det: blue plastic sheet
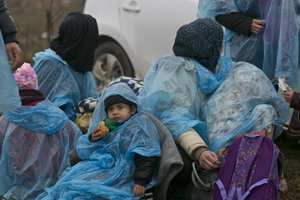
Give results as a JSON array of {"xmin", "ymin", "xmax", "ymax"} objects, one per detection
[
  {"xmin": 36, "ymin": 83, "xmax": 161, "ymax": 199},
  {"xmin": 33, "ymin": 49, "xmax": 98, "ymax": 120},
  {"xmin": 0, "ymin": 31, "xmax": 21, "ymax": 111},
  {"xmin": 139, "ymin": 55, "xmax": 289, "ymax": 152},
  {"xmin": 0, "ymin": 100, "xmax": 81, "ymax": 199},
  {"xmin": 198, "ymin": 0, "xmax": 299, "ymax": 88}
]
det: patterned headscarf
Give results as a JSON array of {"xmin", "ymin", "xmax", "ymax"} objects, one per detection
[
  {"xmin": 173, "ymin": 18, "xmax": 223, "ymax": 73},
  {"xmin": 14, "ymin": 62, "xmax": 38, "ymax": 90},
  {"xmin": 50, "ymin": 12, "xmax": 98, "ymax": 73}
]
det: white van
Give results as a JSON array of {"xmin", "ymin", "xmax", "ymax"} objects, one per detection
[{"xmin": 84, "ymin": 0, "xmax": 199, "ymax": 90}]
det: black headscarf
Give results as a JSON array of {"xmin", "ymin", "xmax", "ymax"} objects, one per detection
[
  {"xmin": 50, "ymin": 12, "xmax": 98, "ymax": 73},
  {"xmin": 173, "ymin": 18, "xmax": 223, "ymax": 73}
]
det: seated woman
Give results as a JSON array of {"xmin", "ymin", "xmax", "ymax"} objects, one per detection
[
  {"xmin": 138, "ymin": 18, "xmax": 289, "ymax": 198},
  {"xmin": 33, "ymin": 12, "xmax": 98, "ymax": 121},
  {"xmin": 36, "ymin": 82, "xmax": 161, "ymax": 200},
  {"xmin": 0, "ymin": 63, "xmax": 82, "ymax": 200}
]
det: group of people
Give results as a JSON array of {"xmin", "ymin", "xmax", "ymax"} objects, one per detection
[
  {"xmin": 0, "ymin": 0, "xmax": 299, "ymax": 200},
  {"xmin": 0, "ymin": 4, "xmax": 100, "ymax": 200}
]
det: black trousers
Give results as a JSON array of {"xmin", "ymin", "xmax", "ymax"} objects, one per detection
[{"xmin": 167, "ymin": 145, "xmax": 193, "ymax": 199}]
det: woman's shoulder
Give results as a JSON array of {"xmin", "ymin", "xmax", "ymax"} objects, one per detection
[
  {"xmin": 34, "ymin": 49, "xmax": 68, "ymax": 67},
  {"xmin": 233, "ymin": 61, "xmax": 258, "ymax": 69},
  {"xmin": 151, "ymin": 54, "xmax": 195, "ymax": 73},
  {"xmin": 157, "ymin": 54, "xmax": 191, "ymax": 64}
]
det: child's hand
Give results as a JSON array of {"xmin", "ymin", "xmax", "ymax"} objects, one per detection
[
  {"xmin": 90, "ymin": 121, "xmax": 109, "ymax": 141},
  {"xmin": 90, "ymin": 128, "xmax": 102, "ymax": 141},
  {"xmin": 283, "ymin": 89, "xmax": 294, "ymax": 104},
  {"xmin": 133, "ymin": 184, "xmax": 145, "ymax": 197}
]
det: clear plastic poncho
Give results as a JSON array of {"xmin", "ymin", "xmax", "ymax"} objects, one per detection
[
  {"xmin": 36, "ymin": 82, "xmax": 161, "ymax": 200},
  {"xmin": 204, "ymin": 62, "xmax": 289, "ymax": 152},
  {"xmin": 0, "ymin": 100, "xmax": 81, "ymax": 200},
  {"xmin": 198, "ymin": 0, "xmax": 299, "ymax": 88},
  {"xmin": 33, "ymin": 49, "xmax": 98, "ymax": 121},
  {"xmin": 139, "ymin": 55, "xmax": 289, "ymax": 152},
  {"xmin": 0, "ymin": 31, "xmax": 21, "ymax": 112}
]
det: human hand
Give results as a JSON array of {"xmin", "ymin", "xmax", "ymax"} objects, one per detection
[
  {"xmin": 283, "ymin": 89, "xmax": 295, "ymax": 104},
  {"xmin": 90, "ymin": 121, "xmax": 109, "ymax": 141},
  {"xmin": 199, "ymin": 150, "xmax": 222, "ymax": 170},
  {"xmin": 251, "ymin": 19, "xmax": 265, "ymax": 34},
  {"xmin": 133, "ymin": 184, "xmax": 145, "ymax": 197},
  {"xmin": 90, "ymin": 128, "xmax": 102, "ymax": 141},
  {"xmin": 5, "ymin": 42, "xmax": 22, "ymax": 71}
]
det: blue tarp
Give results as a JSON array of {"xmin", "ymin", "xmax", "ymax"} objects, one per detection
[
  {"xmin": 37, "ymin": 83, "xmax": 161, "ymax": 200},
  {"xmin": 139, "ymin": 55, "xmax": 289, "ymax": 152},
  {"xmin": 33, "ymin": 49, "xmax": 98, "ymax": 121},
  {"xmin": 0, "ymin": 100, "xmax": 81, "ymax": 199},
  {"xmin": 198, "ymin": 0, "xmax": 299, "ymax": 88},
  {"xmin": 0, "ymin": 30, "xmax": 21, "ymax": 111}
]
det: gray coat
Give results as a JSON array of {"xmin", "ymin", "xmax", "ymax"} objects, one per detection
[{"xmin": 0, "ymin": 0, "xmax": 17, "ymax": 43}]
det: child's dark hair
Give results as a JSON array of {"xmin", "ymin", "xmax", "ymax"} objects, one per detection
[{"xmin": 104, "ymin": 95, "xmax": 137, "ymax": 113}]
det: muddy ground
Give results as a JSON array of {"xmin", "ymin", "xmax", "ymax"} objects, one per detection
[{"xmin": 275, "ymin": 133, "xmax": 300, "ymax": 200}]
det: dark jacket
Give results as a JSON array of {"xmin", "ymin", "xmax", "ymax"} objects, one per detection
[
  {"xmin": 134, "ymin": 154, "xmax": 159, "ymax": 186},
  {"xmin": 287, "ymin": 92, "xmax": 300, "ymax": 139},
  {"xmin": 0, "ymin": 0, "xmax": 18, "ymax": 44},
  {"xmin": 216, "ymin": 12, "xmax": 253, "ymax": 36},
  {"xmin": 290, "ymin": 92, "xmax": 300, "ymax": 111}
]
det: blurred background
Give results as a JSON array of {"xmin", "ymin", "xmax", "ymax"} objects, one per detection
[{"xmin": 7, "ymin": 0, "xmax": 85, "ymax": 65}]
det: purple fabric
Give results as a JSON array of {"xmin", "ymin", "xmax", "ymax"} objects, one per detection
[
  {"xmin": 214, "ymin": 134, "xmax": 282, "ymax": 200},
  {"xmin": 213, "ymin": 135, "xmax": 241, "ymax": 199}
]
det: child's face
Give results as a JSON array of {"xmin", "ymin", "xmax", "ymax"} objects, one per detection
[{"xmin": 107, "ymin": 103, "xmax": 136, "ymax": 122}]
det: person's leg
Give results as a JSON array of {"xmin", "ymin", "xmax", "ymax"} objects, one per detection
[{"xmin": 167, "ymin": 145, "xmax": 193, "ymax": 200}]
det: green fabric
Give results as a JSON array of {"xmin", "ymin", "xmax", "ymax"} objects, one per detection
[{"xmin": 104, "ymin": 118, "xmax": 123, "ymax": 131}]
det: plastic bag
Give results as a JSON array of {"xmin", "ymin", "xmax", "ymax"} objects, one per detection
[{"xmin": 0, "ymin": 31, "xmax": 21, "ymax": 111}]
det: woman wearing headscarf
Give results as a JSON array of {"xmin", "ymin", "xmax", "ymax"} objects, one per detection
[
  {"xmin": 33, "ymin": 12, "xmax": 98, "ymax": 121},
  {"xmin": 198, "ymin": 0, "xmax": 299, "ymax": 89},
  {"xmin": 0, "ymin": 63, "xmax": 81, "ymax": 200},
  {"xmin": 138, "ymin": 18, "xmax": 288, "ymax": 198}
]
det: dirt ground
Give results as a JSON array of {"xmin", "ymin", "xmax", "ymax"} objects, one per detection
[{"xmin": 275, "ymin": 133, "xmax": 300, "ymax": 200}]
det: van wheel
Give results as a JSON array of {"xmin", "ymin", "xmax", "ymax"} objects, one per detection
[{"xmin": 92, "ymin": 41, "xmax": 134, "ymax": 91}]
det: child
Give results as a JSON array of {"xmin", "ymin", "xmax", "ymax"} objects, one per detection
[
  {"xmin": 90, "ymin": 93, "xmax": 156, "ymax": 197},
  {"xmin": 89, "ymin": 95, "xmax": 137, "ymax": 141},
  {"xmin": 13, "ymin": 62, "xmax": 43, "ymax": 106},
  {"xmin": 73, "ymin": 76, "xmax": 143, "ymax": 135},
  {"xmin": 0, "ymin": 63, "xmax": 81, "ymax": 200},
  {"xmin": 36, "ymin": 82, "xmax": 161, "ymax": 200}
]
